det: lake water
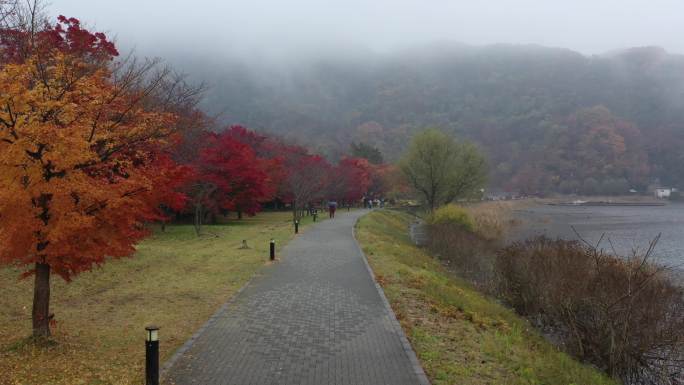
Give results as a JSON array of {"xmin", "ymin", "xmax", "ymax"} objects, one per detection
[{"xmin": 510, "ymin": 203, "xmax": 684, "ymax": 281}]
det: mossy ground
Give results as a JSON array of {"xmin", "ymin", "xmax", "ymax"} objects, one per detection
[{"xmin": 356, "ymin": 209, "xmax": 617, "ymax": 385}]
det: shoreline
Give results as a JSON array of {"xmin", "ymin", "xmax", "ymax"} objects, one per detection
[
  {"xmin": 548, "ymin": 201, "xmax": 667, "ymax": 207},
  {"xmin": 508, "ymin": 202, "xmax": 684, "ymax": 285}
]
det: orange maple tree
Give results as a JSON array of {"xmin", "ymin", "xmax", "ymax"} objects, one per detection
[{"xmin": 0, "ymin": 17, "xmax": 189, "ymax": 337}]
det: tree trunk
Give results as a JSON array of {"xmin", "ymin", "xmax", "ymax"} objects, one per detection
[
  {"xmin": 237, "ymin": 211, "xmax": 243, "ymax": 220},
  {"xmin": 194, "ymin": 204, "xmax": 202, "ymax": 236},
  {"xmin": 428, "ymin": 191, "xmax": 436, "ymax": 212},
  {"xmin": 32, "ymin": 262, "xmax": 51, "ymax": 338}
]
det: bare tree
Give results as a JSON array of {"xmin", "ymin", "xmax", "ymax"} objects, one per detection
[{"xmin": 286, "ymin": 158, "xmax": 330, "ymax": 221}]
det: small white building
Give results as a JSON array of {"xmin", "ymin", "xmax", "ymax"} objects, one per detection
[{"xmin": 655, "ymin": 187, "xmax": 676, "ymax": 199}]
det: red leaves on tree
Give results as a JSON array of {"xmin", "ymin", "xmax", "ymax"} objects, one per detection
[
  {"xmin": 145, "ymin": 152, "xmax": 194, "ymax": 214},
  {"xmin": 0, "ymin": 18, "xmax": 190, "ymax": 282},
  {"xmin": 368, "ymin": 163, "xmax": 402, "ymax": 198},
  {"xmin": 0, "ymin": 15, "xmax": 118, "ymax": 65},
  {"xmin": 274, "ymin": 144, "xmax": 332, "ymax": 211},
  {"xmin": 194, "ymin": 129, "xmax": 276, "ymax": 216},
  {"xmin": 335, "ymin": 157, "xmax": 372, "ymax": 203},
  {"xmin": 48, "ymin": 16, "xmax": 119, "ymax": 59}
]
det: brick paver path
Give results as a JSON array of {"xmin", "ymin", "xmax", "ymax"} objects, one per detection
[{"xmin": 164, "ymin": 210, "xmax": 428, "ymax": 385}]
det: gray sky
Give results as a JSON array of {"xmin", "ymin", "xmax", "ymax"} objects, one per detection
[{"xmin": 55, "ymin": 0, "xmax": 684, "ymax": 57}]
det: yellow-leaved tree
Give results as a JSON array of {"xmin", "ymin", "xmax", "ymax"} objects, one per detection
[{"xmin": 0, "ymin": 12, "xmax": 197, "ymax": 338}]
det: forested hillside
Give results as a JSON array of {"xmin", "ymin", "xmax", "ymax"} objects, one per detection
[{"xmin": 180, "ymin": 43, "xmax": 684, "ymax": 194}]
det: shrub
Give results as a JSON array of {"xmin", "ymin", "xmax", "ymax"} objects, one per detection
[
  {"xmin": 601, "ymin": 177, "xmax": 630, "ymax": 196},
  {"xmin": 426, "ymin": 203, "xmax": 506, "ymax": 289},
  {"xmin": 495, "ymin": 237, "xmax": 684, "ymax": 384},
  {"xmin": 426, "ymin": 222, "xmax": 496, "ymax": 289},
  {"xmin": 427, "ymin": 204, "xmax": 475, "ymax": 231},
  {"xmin": 426, "ymin": 201, "xmax": 522, "ymax": 291},
  {"xmin": 559, "ymin": 179, "xmax": 580, "ymax": 194},
  {"xmin": 583, "ymin": 177, "xmax": 600, "ymax": 195}
]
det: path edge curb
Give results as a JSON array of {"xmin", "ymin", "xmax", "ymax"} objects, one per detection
[{"xmin": 352, "ymin": 211, "xmax": 432, "ymax": 385}]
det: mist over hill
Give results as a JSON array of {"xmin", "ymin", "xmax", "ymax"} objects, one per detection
[{"xmin": 164, "ymin": 43, "xmax": 684, "ymax": 194}]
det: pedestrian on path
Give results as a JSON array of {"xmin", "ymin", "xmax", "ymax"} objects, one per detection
[{"xmin": 328, "ymin": 200, "xmax": 337, "ymax": 218}]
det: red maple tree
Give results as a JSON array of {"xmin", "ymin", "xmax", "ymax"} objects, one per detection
[
  {"xmin": 335, "ymin": 157, "xmax": 372, "ymax": 204},
  {"xmin": 282, "ymin": 149, "xmax": 332, "ymax": 219},
  {"xmin": 0, "ymin": 15, "xmax": 194, "ymax": 337},
  {"xmin": 188, "ymin": 128, "xmax": 277, "ymax": 232}
]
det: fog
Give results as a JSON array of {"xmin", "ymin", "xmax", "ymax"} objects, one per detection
[{"xmin": 56, "ymin": 0, "xmax": 684, "ymax": 60}]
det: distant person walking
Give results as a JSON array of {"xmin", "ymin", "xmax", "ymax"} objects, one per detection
[{"xmin": 328, "ymin": 200, "xmax": 338, "ymax": 218}]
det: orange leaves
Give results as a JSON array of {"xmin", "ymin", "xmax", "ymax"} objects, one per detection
[{"xmin": 0, "ymin": 49, "xmax": 184, "ymax": 281}]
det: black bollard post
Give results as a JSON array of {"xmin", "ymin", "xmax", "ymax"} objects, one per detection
[
  {"xmin": 294, "ymin": 220, "xmax": 299, "ymax": 234},
  {"xmin": 145, "ymin": 326, "xmax": 159, "ymax": 385},
  {"xmin": 313, "ymin": 212, "xmax": 317, "ymax": 222},
  {"xmin": 270, "ymin": 239, "xmax": 275, "ymax": 260}
]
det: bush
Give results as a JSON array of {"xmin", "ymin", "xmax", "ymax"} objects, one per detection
[
  {"xmin": 583, "ymin": 177, "xmax": 600, "ymax": 195},
  {"xmin": 426, "ymin": 203, "xmax": 508, "ymax": 289},
  {"xmin": 426, "ymin": 222, "xmax": 496, "ymax": 288},
  {"xmin": 495, "ymin": 237, "xmax": 684, "ymax": 384},
  {"xmin": 427, "ymin": 204, "xmax": 475, "ymax": 231},
  {"xmin": 601, "ymin": 177, "xmax": 630, "ymax": 196},
  {"xmin": 559, "ymin": 179, "xmax": 580, "ymax": 194}
]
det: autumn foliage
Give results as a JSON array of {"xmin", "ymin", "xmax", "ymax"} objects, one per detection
[
  {"xmin": 334, "ymin": 157, "xmax": 371, "ymax": 203},
  {"xmin": 0, "ymin": 15, "xmax": 198, "ymax": 337},
  {"xmin": 189, "ymin": 128, "xmax": 276, "ymax": 221},
  {"xmin": 0, "ymin": 10, "xmax": 389, "ymax": 339},
  {"xmin": 0, "ymin": 15, "xmax": 118, "ymax": 64},
  {"xmin": 0, "ymin": 56, "xmax": 181, "ymax": 276},
  {"xmin": 285, "ymin": 151, "xmax": 332, "ymax": 217}
]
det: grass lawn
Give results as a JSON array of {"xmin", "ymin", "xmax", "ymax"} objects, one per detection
[
  {"xmin": 0, "ymin": 211, "xmax": 322, "ymax": 385},
  {"xmin": 355, "ymin": 210, "xmax": 617, "ymax": 385}
]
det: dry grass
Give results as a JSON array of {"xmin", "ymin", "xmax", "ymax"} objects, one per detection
[
  {"xmin": 0, "ymin": 211, "xmax": 323, "ymax": 385},
  {"xmin": 496, "ymin": 237, "xmax": 684, "ymax": 383},
  {"xmin": 356, "ymin": 209, "xmax": 616, "ymax": 385},
  {"xmin": 461, "ymin": 200, "xmax": 528, "ymax": 240}
]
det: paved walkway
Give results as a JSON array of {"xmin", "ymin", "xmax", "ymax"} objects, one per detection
[{"xmin": 164, "ymin": 210, "xmax": 428, "ymax": 385}]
